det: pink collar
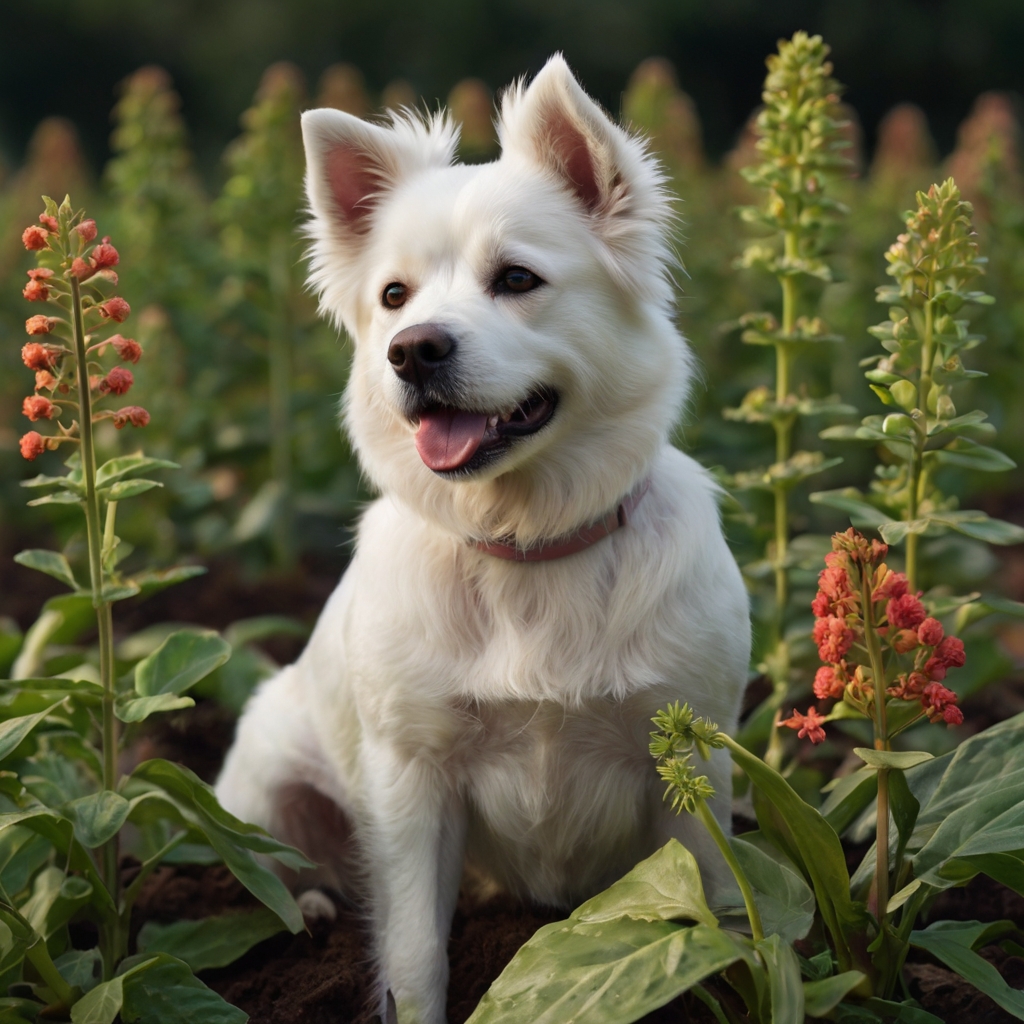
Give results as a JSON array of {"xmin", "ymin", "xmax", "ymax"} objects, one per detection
[{"xmin": 474, "ymin": 478, "xmax": 651, "ymax": 563}]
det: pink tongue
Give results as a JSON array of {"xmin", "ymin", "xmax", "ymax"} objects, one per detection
[{"xmin": 415, "ymin": 409, "xmax": 489, "ymax": 471}]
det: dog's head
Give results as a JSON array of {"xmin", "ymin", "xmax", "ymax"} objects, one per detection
[{"xmin": 303, "ymin": 55, "xmax": 692, "ymax": 545}]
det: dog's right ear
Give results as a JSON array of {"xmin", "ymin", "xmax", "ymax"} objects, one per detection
[{"xmin": 302, "ymin": 109, "xmax": 457, "ymax": 250}]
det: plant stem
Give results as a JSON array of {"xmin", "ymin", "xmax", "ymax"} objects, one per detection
[
  {"xmin": 26, "ymin": 941, "xmax": 75, "ymax": 1007},
  {"xmin": 70, "ymin": 277, "xmax": 121, "ymax": 975},
  {"xmin": 695, "ymin": 800, "xmax": 764, "ymax": 942},
  {"xmin": 268, "ymin": 234, "xmax": 293, "ymax": 569},
  {"xmin": 905, "ymin": 299, "xmax": 935, "ymax": 592},
  {"xmin": 860, "ymin": 565, "xmax": 891, "ymax": 922}
]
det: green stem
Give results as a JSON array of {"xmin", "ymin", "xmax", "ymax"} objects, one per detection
[
  {"xmin": 70, "ymin": 277, "xmax": 121, "ymax": 975},
  {"xmin": 26, "ymin": 941, "xmax": 75, "ymax": 1007},
  {"xmin": 905, "ymin": 299, "xmax": 935, "ymax": 591},
  {"xmin": 268, "ymin": 235, "xmax": 293, "ymax": 569},
  {"xmin": 860, "ymin": 566, "xmax": 891, "ymax": 923},
  {"xmin": 695, "ymin": 800, "xmax": 764, "ymax": 942}
]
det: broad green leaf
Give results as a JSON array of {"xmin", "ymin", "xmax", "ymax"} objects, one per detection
[
  {"xmin": 860, "ymin": 996, "xmax": 945, "ymax": 1022},
  {"xmin": 70, "ymin": 956, "xmax": 159, "ymax": 1024},
  {"xmin": 116, "ymin": 694, "xmax": 196, "ymax": 723},
  {"xmin": 136, "ymin": 907, "xmax": 287, "ymax": 972},
  {"xmin": 0, "ymin": 703, "xmax": 64, "ymax": 762},
  {"xmin": 911, "ymin": 920, "xmax": 1024, "ymax": 1020},
  {"xmin": 888, "ymin": 769, "xmax": 920, "ymax": 871},
  {"xmin": 571, "ymin": 840, "xmax": 716, "ymax": 927},
  {"xmin": 465, "ymin": 920, "xmax": 752, "ymax": 1024},
  {"xmin": 724, "ymin": 738, "xmax": 869, "ymax": 973},
  {"xmin": 130, "ymin": 566, "xmax": 207, "ymax": 598},
  {"xmin": 821, "ymin": 768, "xmax": 877, "ymax": 836},
  {"xmin": 729, "ymin": 836, "xmax": 814, "ymax": 943},
  {"xmin": 27, "ymin": 490, "xmax": 83, "ymax": 507},
  {"xmin": 118, "ymin": 952, "xmax": 249, "ymax": 1024},
  {"xmin": 55, "ymin": 948, "xmax": 103, "ymax": 993},
  {"xmin": 135, "ymin": 631, "xmax": 231, "ymax": 697},
  {"xmin": 755, "ymin": 933, "xmax": 803, "ymax": 1024},
  {"xmin": 94, "ymin": 455, "xmax": 178, "ymax": 489},
  {"xmin": 928, "ymin": 440, "xmax": 1015, "ymax": 473},
  {"xmin": 100, "ymin": 582, "xmax": 141, "ymax": 603},
  {"xmin": 809, "ymin": 489, "xmax": 895, "ymax": 527},
  {"xmin": 129, "ymin": 760, "xmax": 311, "ymax": 932},
  {"xmin": 853, "ymin": 749, "xmax": 933, "ymax": 771},
  {"xmin": 98, "ymin": 479, "xmax": 161, "ymax": 501},
  {"xmin": 222, "ymin": 616, "xmax": 309, "ymax": 649},
  {"xmin": 13, "ymin": 550, "xmax": 77, "ymax": 590},
  {"xmin": 63, "ymin": 791, "xmax": 130, "ymax": 848},
  {"xmin": 878, "ymin": 518, "xmax": 931, "ymax": 544},
  {"xmin": 939, "ymin": 514, "xmax": 1024, "ymax": 545},
  {"xmin": 804, "ymin": 972, "xmax": 867, "ymax": 1017},
  {"xmin": 20, "ymin": 473, "xmax": 83, "ymax": 493},
  {"xmin": 887, "ymin": 878, "xmax": 924, "ymax": 914}
]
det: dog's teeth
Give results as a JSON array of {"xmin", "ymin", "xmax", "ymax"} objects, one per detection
[{"xmin": 488, "ymin": 415, "xmax": 498, "ymax": 428}]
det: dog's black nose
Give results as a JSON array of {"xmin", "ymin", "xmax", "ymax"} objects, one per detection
[{"xmin": 387, "ymin": 324, "xmax": 455, "ymax": 388}]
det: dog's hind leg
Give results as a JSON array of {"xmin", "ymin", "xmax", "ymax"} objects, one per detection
[{"xmin": 215, "ymin": 666, "xmax": 356, "ymax": 897}]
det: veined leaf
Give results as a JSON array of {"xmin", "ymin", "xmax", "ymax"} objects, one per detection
[
  {"xmin": 63, "ymin": 791, "xmax": 131, "ymax": 848},
  {"xmin": 70, "ymin": 956, "xmax": 159, "ymax": 1024},
  {"xmin": 118, "ymin": 952, "xmax": 248, "ymax": 1023},
  {"xmin": 21, "ymin": 473, "xmax": 83, "ymax": 493},
  {"xmin": 853, "ymin": 749, "xmax": 933, "ymax": 771},
  {"xmin": 136, "ymin": 908, "xmax": 287, "ymax": 972},
  {"xmin": 135, "ymin": 631, "xmax": 231, "ymax": 697},
  {"xmin": 729, "ymin": 835, "xmax": 815, "ymax": 943},
  {"xmin": 13, "ymin": 550, "xmax": 77, "ymax": 590},
  {"xmin": 809, "ymin": 489, "xmax": 895, "ymax": 527},
  {"xmin": 755, "ymin": 934, "xmax": 804, "ymax": 1024},
  {"xmin": 804, "ymin": 972, "xmax": 866, "ymax": 1017},
  {"xmin": 99, "ymin": 479, "xmax": 162, "ymax": 501},
  {"xmin": 95, "ymin": 455, "xmax": 178, "ymax": 489},
  {"xmin": 116, "ymin": 694, "xmax": 196, "ymax": 723},
  {"xmin": 27, "ymin": 490, "xmax": 82, "ymax": 507},
  {"xmin": 0, "ymin": 702, "xmax": 65, "ymax": 761},
  {"xmin": 130, "ymin": 566, "xmax": 207, "ymax": 598}
]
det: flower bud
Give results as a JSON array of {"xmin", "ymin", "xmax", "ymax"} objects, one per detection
[
  {"xmin": 91, "ymin": 242, "xmax": 119, "ymax": 269},
  {"xmin": 22, "ymin": 279, "xmax": 49, "ymax": 301},
  {"xmin": 34, "ymin": 370, "xmax": 56, "ymax": 391},
  {"xmin": 917, "ymin": 617, "xmax": 944, "ymax": 647},
  {"xmin": 98, "ymin": 366, "xmax": 133, "ymax": 396},
  {"xmin": 98, "ymin": 297, "xmax": 130, "ymax": 322},
  {"xmin": 39, "ymin": 214, "xmax": 59, "ymax": 233},
  {"xmin": 21, "ymin": 342, "xmax": 57, "ymax": 368},
  {"xmin": 892, "ymin": 629, "xmax": 919, "ymax": 654},
  {"xmin": 19, "ymin": 431, "xmax": 46, "ymax": 460},
  {"xmin": 27, "ymin": 268, "xmax": 54, "ymax": 281},
  {"xmin": 110, "ymin": 335, "xmax": 142, "ymax": 363},
  {"xmin": 112, "ymin": 405, "xmax": 150, "ymax": 428},
  {"xmin": 22, "ymin": 395, "xmax": 55, "ymax": 421},
  {"xmin": 25, "ymin": 315, "xmax": 58, "ymax": 336},
  {"xmin": 76, "ymin": 219, "xmax": 98, "ymax": 242},
  {"xmin": 22, "ymin": 226, "xmax": 49, "ymax": 250},
  {"xmin": 71, "ymin": 257, "xmax": 96, "ymax": 281},
  {"xmin": 889, "ymin": 379, "xmax": 917, "ymax": 411},
  {"xmin": 934, "ymin": 635, "xmax": 966, "ymax": 668}
]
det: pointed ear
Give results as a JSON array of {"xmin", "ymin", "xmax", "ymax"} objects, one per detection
[
  {"xmin": 497, "ymin": 55, "xmax": 674, "ymax": 299},
  {"xmin": 302, "ymin": 108, "xmax": 457, "ymax": 245}
]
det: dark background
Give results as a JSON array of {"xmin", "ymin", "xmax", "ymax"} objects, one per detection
[{"xmin": 1, "ymin": 0, "xmax": 1022, "ymax": 176}]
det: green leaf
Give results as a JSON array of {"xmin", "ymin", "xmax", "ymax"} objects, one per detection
[
  {"xmin": 99, "ymin": 479, "xmax": 162, "ymax": 501},
  {"xmin": 26, "ymin": 490, "xmax": 83, "ymax": 507},
  {"xmin": 13, "ymin": 551, "xmax": 77, "ymax": 591},
  {"xmin": 21, "ymin": 473, "xmax": 83, "ymax": 494},
  {"xmin": 729, "ymin": 836, "xmax": 815, "ymax": 943},
  {"xmin": 55, "ymin": 948, "xmax": 102, "ymax": 993},
  {"xmin": 118, "ymin": 953, "xmax": 248, "ymax": 1024},
  {"xmin": 821, "ymin": 768, "xmax": 878, "ymax": 836},
  {"xmin": 70, "ymin": 957, "xmax": 159, "ymax": 1024},
  {"xmin": 809, "ymin": 489, "xmax": 895, "ymax": 528},
  {"xmin": 116, "ymin": 694, "xmax": 196, "ymax": 723},
  {"xmin": 135, "ymin": 631, "xmax": 231, "ymax": 697},
  {"xmin": 222, "ymin": 616, "xmax": 309, "ymax": 649},
  {"xmin": 853, "ymin": 749, "xmax": 933, "ymax": 771},
  {"xmin": 911, "ymin": 920, "xmax": 1024, "ymax": 1020},
  {"xmin": 94, "ymin": 455, "xmax": 178, "ymax": 489},
  {"xmin": 100, "ymin": 582, "xmax": 141, "ymax": 603},
  {"xmin": 878, "ymin": 518, "xmax": 931, "ymax": 545},
  {"xmin": 0, "ymin": 703, "xmax": 64, "ymax": 762},
  {"xmin": 933, "ymin": 512, "xmax": 1024, "ymax": 545},
  {"xmin": 130, "ymin": 567, "xmax": 207, "ymax": 598},
  {"xmin": 860, "ymin": 996, "xmax": 945, "ymax": 1022},
  {"xmin": 804, "ymin": 972, "xmax": 867, "ymax": 1017},
  {"xmin": 129, "ymin": 760, "xmax": 311, "ymax": 933},
  {"xmin": 63, "ymin": 791, "xmax": 130, "ymax": 848},
  {"xmin": 929, "ymin": 440, "xmax": 1015, "ymax": 473},
  {"xmin": 136, "ymin": 907, "xmax": 286, "ymax": 972},
  {"xmin": 723, "ymin": 737, "xmax": 869, "ymax": 974},
  {"xmin": 755, "ymin": 933, "xmax": 804, "ymax": 1024},
  {"xmin": 571, "ymin": 840, "xmax": 717, "ymax": 927},
  {"xmin": 464, "ymin": 920, "xmax": 752, "ymax": 1024}
]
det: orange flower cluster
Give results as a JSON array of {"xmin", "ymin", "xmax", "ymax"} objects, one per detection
[
  {"xmin": 782, "ymin": 528, "xmax": 964, "ymax": 745},
  {"xmin": 17, "ymin": 206, "xmax": 149, "ymax": 460}
]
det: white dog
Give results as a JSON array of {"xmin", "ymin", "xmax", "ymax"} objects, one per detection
[{"xmin": 216, "ymin": 55, "xmax": 750, "ymax": 1024}]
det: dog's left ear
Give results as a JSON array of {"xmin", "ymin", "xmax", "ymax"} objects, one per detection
[{"xmin": 498, "ymin": 55, "xmax": 673, "ymax": 297}]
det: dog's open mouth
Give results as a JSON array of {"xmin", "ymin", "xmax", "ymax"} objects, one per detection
[{"xmin": 413, "ymin": 388, "xmax": 558, "ymax": 474}]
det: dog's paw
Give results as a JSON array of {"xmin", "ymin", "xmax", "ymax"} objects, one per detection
[{"xmin": 297, "ymin": 888, "xmax": 337, "ymax": 923}]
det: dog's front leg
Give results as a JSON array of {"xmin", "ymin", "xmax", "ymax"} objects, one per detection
[{"xmin": 363, "ymin": 737, "xmax": 465, "ymax": 1024}]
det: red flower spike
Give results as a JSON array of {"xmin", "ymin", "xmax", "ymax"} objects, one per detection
[
  {"xmin": 22, "ymin": 279, "xmax": 49, "ymax": 302},
  {"xmin": 780, "ymin": 706, "xmax": 828, "ymax": 744},
  {"xmin": 887, "ymin": 593, "xmax": 927, "ymax": 630},
  {"xmin": 873, "ymin": 570, "xmax": 909, "ymax": 602},
  {"xmin": 112, "ymin": 405, "xmax": 150, "ymax": 429},
  {"xmin": 813, "ymin": 615, "xmax": 855, "ymax": 663},
  {"xmin": 70, "ymin": 257, "xmax": 95, "ymax": 281},
  {"xmin": 110, "ymin": 335, "xmax": 142, "ymax": 363},
  {"xmin": 22, "ymin": 226, "xmax": 49, "ymax": 250},
  {"xmin": 943, "ymin": 705, "xmax": 964, "ymax": 726},
  {"xmin": 923, "ymin": 658, "xmax": 947, "ymax": 682},
  {"xmin": 813, "ymin": 666, "xmax": 844, "ymax": 700},
  {"xmin": 25, "ymin": 315, "xmax": 57, "ymax": 336},
  {"xmin": 98, "ymin": 297, "xmax": 130, "ymax": 322},
  {"xmin": 19, "ymin": 431, "xmax": 46, "ymax": 460},
  {"xmin": 934, "ymin": 636, "xmax": 966, "ymax": 669},
  {"xmin": 39, "ymin": 214, "xmax": 59, "ymax": 233},
  {"xmin": 98, "ymin": 366, "xmax": 133, "ymax": 396},
  {"xmin": 76, "ymin": 219, "xmax": 97, "ymax": 242},
  {"xmin": 917, "ymin": 618, "xmax": 944, "ymax": 647},
  {"xmin": 21, "ymin": 342, "xmax": 57, "ymax": 369},
  {"xmin": 91, "ymin": 242, "xmax": 119, "ymax": 269},
  {"xmin": 22, "ymin": 395, "xmax": 55, "ymax": 422}
]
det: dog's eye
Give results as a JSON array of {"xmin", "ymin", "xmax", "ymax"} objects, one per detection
[
  {"xmin": 382, "ymin": 282, "xmax": 408, "ymax": 309},
  {"xmin": 494, "ymin": 266, "xmax": 542, "ymax": 295}
]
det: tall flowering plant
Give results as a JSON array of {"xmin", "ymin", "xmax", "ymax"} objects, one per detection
[{"xmin": 4, "ymin": 199, "xmax": 310, "ymax": 1021}]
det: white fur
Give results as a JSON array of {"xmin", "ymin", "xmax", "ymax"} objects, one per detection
[{"xmin": 216, "ymin": 55, "xmax": 750, "ymax": 1024}]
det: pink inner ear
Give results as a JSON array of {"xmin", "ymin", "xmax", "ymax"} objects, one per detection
[
  {"xmin": 326, "ymin": 142, "xmax": 382, "ymax": 230},
  {"xmin": 545, "ymin": 107, "xmax": 602, "ymax": 211}
]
